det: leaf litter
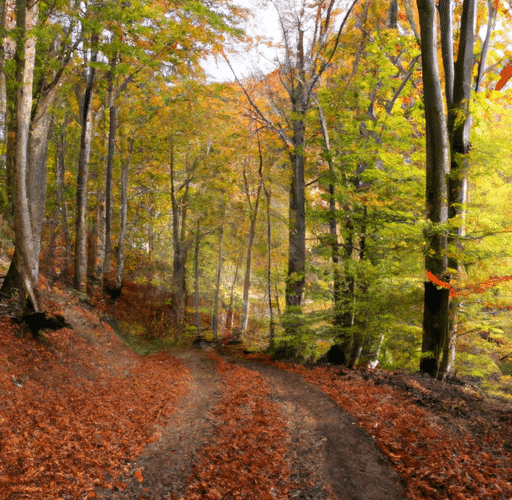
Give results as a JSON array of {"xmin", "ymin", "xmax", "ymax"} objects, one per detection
[{"xmin": 2, "ymin": 285, "xmax": 512, "ymax": 499}]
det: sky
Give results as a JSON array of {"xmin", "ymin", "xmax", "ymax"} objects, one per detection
[{"xmin": 202, "ymin": 0, "xmax": 282, "ymax": 82}]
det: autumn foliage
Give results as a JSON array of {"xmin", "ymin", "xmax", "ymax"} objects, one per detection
[
  {"xmin": 268, "ymin": 358, "xmax": 512, "ymax": 500},
  {"xmin": 2, "ymin": 284, "xmax": 512, "ymax": 499},
  {"xmin": 0, "ymin": 296, "xmax": 190, "ymax": 500},
  {"xmin": 183, "ymin": 356, "xmax": 298, "ymax": 500}
]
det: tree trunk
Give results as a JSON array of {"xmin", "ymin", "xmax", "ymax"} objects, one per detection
[
  {"xmin": 169, "ymin": 139, "xmax": 191, "ymax": 338},
  {"xmin": 193, "ymin": 221, "xmax": 201, "ymax": 338},
  {"xmin": 224, "ymin": 250, "xmax": 242, "ymax": 339},
  {"xmin": 417, "ymin": 0, "xmax": 451, "ymax": 376},
  {"xmin": 240, "ymin": 159, "xmax": 263, "ymax": 339},
  {"xmin": 212, "ymin": 219, "xmax": 224, "ymax": 341},
  {"xmin": 13, "ymin": 0, "xmax": 41, "ymax": 312},
  {"xmin": 264, "ymin": 182, "xmax": 275, "ymax": 348},
  {"xmin": 115, "ymin": 138, "xmax": 133, "ymax": 292},
  {"xmin": 474, "ymin": 0, "xmax": 496, "ymax": 92},
  {"xmin": 55, "ymin": 123, "xmax": 72, "ymax": 278},
  {"xmin": 441, "ymin": 0, "xmax": 476, "ymax": 377},
  {"xmin": 0, "ymin": 0, "xmax": 7, "ymax": 156},
  {"xmin": 27, "ymin": 86, "xmax": 55, "ymax": 276},
  {"xmin": 74, "ymin": 34, "xmax": 98, "ymax": 293},
  {"xmin": 104, "ymin": 103, "xmax": 117, "ymax": 279},
  {"xmin": 317, "ymin": 101, "xmax": 344, "ymax": 328},
  {"xmin": 286, "ymin": 112, "xmax": 307, "ymax": 308}
]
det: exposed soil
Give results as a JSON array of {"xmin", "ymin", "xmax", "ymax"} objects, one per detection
[
  {"xmin": 96, "ymin": 349, "xmax": 222, "ymax": 500},
  {"xmin": 4, "ymin": 283, "xmax": 512, "ymax": 499},
  {"xmin": 95, "ymin": 349, "xmax": 405, "ymax": 500},
  {"xmin": 235, "ymin": 359, "xmax": 406, "ymax": 500}
]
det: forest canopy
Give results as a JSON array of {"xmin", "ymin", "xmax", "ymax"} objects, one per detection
[{"xmin": 1, "ymin": 0, "xmax": 512, "ymax": 392}]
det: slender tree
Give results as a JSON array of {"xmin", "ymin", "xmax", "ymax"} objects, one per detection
[
  {"xmin": 231, "ymin": 0, "xmax": 357, "ymax": 312},
  {"xmin": 240, "ymin": 153, "xmax": 263, "ymax": 339},
  {"xmin": 12, "ymin": 0, "xmax": 42, "ymax": 312}
]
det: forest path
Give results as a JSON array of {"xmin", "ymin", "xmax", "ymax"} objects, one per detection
[
  {"xmin": 97, "ymin": 350, "xmax": 405, "ymax": 500},
  {"xmin": 96, "ymin": 349, "xmax": 222, "ymax": 500},
  {"xmin": 234, "ymin": 358, "xmax": 406, "ymax": 500}
]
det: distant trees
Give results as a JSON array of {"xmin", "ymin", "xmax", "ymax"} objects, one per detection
[
  {"xmin": 0, "ymin": 0, "xmax": 245, "ymax": 312},
  {"xmin": 2, "ymin": 0, "xmax": 512, "ymax": 376},
  {"xmin": 234, "ymin": 0, "xmax": 356, "ymax": 315}
]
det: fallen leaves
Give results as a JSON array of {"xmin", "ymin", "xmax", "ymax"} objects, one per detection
[
  {"xmin": 0, "ymin": 313, "xmax": 190, "ymax": 500},
  {"xmin": 182, "ymin": 357, "xmax": 298, "ymax": 500},
  {"xmin": 291, "ymin": 364, "xmax": 512, "ymax": 500}
]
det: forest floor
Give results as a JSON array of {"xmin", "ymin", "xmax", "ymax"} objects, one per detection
[{"xmin": 1, "ymin": 282, "xmax": 512, "ymax": 500}]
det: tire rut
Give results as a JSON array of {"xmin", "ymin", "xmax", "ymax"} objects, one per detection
[
  {"xmin": 97, "ymin": 349, "xmax": 221, "ymax": 500},
  {"xmin": 234, "ymin": 359, "xmax": 407, "ymax": 500}
]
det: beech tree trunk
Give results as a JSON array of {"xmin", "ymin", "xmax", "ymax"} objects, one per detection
[
  {"xmin": 224, "ymin": 250, "xmax": 242, "ymax": 338},
  {"xmin": 264, "ymin": 182, "xmax": 275, "ymax": 347},
  {"xmin": 74, "ymin": 34, "xmax": 98, "ymax": 293},
  {"xmin": 240, "ymin": 158, "xmax": 263, "ymax": 339},
  {"xmin": 212, "ymin": 218, "xmax": 224, "ymax": 341},
  {"xmin": 441, "ymin": 0, "xmax": 476, "ymax": 377},
  {"xmin": 115, "ymin": 137, "xmax": 133, "ymax": 291},
  {"xmin": 193, "ymin": 222, "xmax": 201, "ymax": 337},
  {"xmin": 12, "ymin": 0, "xmax": 41, "ymax": 311},
  {"xmin": 286, "ymin": 112, "xmax": 307, "ymax": 307},
  {"xmin": 103, "ymin": 86, "xmax": 118, "ymax": 280},
  {"xmin": 417, "ymin": 0, "xmax": 451, "ymax": 376},
  {"xmin": 169, "ymin": 139, "xmax": 192, "ymax": 338},
  {"xmin": 55, "ymin": 119, "xmax": 72, "ymax": 277}
]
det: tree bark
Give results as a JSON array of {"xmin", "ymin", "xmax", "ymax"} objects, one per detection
[
  {"xmin": 169, "ymin": 139, "xmax": 192, "ymax": 338},
  {"xmin": 103, "ymin": 76, "xmax": 118, "ymax": 279},
  {"xmin": 441, "ymin": 0, "xmax": 476, "ymax": 378},
  {"xmin": 13, "ymin": 0, "xmax": 41, "ymax": 312},
  {"xmin": 193, "ymin": 221, "xmax": 201, "ymax": 338},
  {"xmin": 417, "ymin": 0, "xmax": 451, "ymax": 376},
  {"xmin": 474, "ymin": 0, "xmax": 496, "ymax": 92},
  {"xmin": 74, "ymin": 34, "xmax": 98, "ymax": 293},
  {"xmin": 286, "ymin": 112, "xmax": 306, "ymax": 307},
  {"xmin": 55, "ymin": 119, "xmax": 72, "ymax": 277},
  {"xmin": 115, "ymin": 138, "xmax": 133, "ymax": 291},
  {"xmin": 264, "ymin": 181, "xmax": 275, "ymax": 348},
  {"xmin": 212, "ymin": 217, "xmax": 224, "ymax": 341},
  {"xmin": 317, "ymin": 101, "xmax": 344, "ymax": 328},
  {"xmin": 240, "ymin": 157, "xmax": 263, "ymax": 339}
]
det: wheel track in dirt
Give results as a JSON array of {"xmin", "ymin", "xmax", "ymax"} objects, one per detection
[
  {"xmin": 97, "ymin": 349, "xmax": 222, "ymax": 500},
  {"xmin": 233, "ymin": 358, "xmax": 406, "ymax": 500},
  {"xmin": 97, "ymin": 350, "xmax": 405, "ymax": 500}
]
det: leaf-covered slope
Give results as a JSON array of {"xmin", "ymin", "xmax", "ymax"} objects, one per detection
[
  {"xmin": 0, "ymin": 287, "xmax": 190, "ymax": 500},
  {"xmin": 267, "ymin": 356, "xmax": 512, "ymax": 500}
]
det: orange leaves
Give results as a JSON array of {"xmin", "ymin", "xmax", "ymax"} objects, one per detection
[
  {"xmin": 184, "ymin": 357, "xmax": 297, "ymax": 499},
  {"xmin": 496, "ymin": 62, "xmax": 512, "ymax": 91},
  {"xmin": 0, "ymin": 311, "xmax": 190, "ymax": 500},
  {"xmin": 294, "ymin": 365, "xmax": 512, "ymax": 500},
  {"xmin": 134, "ymin": 469, "xmax": 144, "ymax": 483}
]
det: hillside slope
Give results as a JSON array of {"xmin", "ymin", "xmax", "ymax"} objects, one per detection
[
  {"xmin": 2, "ymin": 282, "xmax": 512, "ymax": 499},
  {"xmin": 0, "ymin": 285, "xmax": 190, "ymax": 500}
]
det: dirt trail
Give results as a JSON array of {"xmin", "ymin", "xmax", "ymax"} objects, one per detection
[
  {"xmin": 234, "ymin": 358, "xmax": 406, "ymax": 500},
  {"xmin": 97, "ymin": 349, "xmax": 222, "ymax": 499},
  {"xmin": 98, "ymin": 350, "xmax": 405, "ymax": 499}
]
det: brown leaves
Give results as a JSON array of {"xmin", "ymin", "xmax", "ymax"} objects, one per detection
[
  {"xmin": 183, "ymin": 357, "xmax": 297, "ymax": 500},
  {"xmin": 296, "ymin": 365, "xmax": 512, "ymax": 500},
  {"xmin": 0, "ymin": 315, "xmax": 190, "ymax": 500}
]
